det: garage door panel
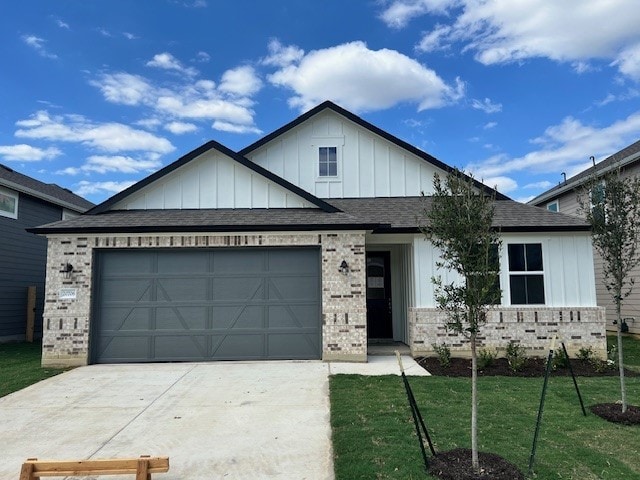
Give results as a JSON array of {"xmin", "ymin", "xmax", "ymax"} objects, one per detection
[
  {"xmin": 268, "ymin": 334, "xmax": 318, "ymax": 358},
  {"xmin": 268, "ymin": 305, "xmax": 318, "ymax": 329},
  {"xmin": 157, "ymin": 278, "xmax": 208, "ymax": 301},
  {"xmin": 99, "ymin": 307, "xmax": 150, "ymax": 331},
  {"xmin": 93, "ymin": 248, "xmax": 320, "ymax": 363},
  {"xmin": 212, "ymin": 305, "xmax": 263, "ymax": 329},
  {"xmin": 269, "ymin": 277, "xmax": 319, "ymax": 301},
  {"xmin": 157, "ymin": 251, "xmax": 209, "ymax": 274},
  {"xmin": 155, "ymin": 335, "xmax": 206, "ymax": 359},
  {"xmin": 102, "ymin": 252, "xmax": 153, "ymax": 276},
  {"xmin": 213, "ymin": 334, "xmax": 264, "ymax": 359},
  {"xmin": 155, "ymin": 307, "xmax": 207, "ymax": 330},
  {"xmin": 101, "ymin": 279, "xmax": 152, "ymax": 302},
  {"xmin": 212, "ymin": 277, "xmax": 264, "ymax": 301}
]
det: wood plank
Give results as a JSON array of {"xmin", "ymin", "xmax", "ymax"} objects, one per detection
[
  {"xmin": 21, "ymin": 457, "xmax": 169, "ymax": 477},
  {"xmin": 26, "ymin": 286, "xmax": 36, "ymax": 342}
]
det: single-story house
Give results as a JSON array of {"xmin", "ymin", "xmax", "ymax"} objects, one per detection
[
  {"xmin": 529, "ymin": 139, "xmax": 640, "ymax": 335},
  {"xmin": 30, "ymin": 101, "xmax": 606, "ymax": 367},
  {"xmin": 0, "ymin": 164, "xmax": 93, "ymax": 342}
]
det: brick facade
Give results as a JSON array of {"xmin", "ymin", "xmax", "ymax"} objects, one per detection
[
  {"xmin": 41, "ymin": 232, "xmax": 367, "ymax": 367},
  {"xmin": 409, "ymin": 306, "xmax": 607, "ymax": 359}
]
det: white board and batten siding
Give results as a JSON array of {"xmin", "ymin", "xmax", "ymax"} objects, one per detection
[
  {"xmin": 245, "ymin": 110, "xmax": 444, "ymax": 199},
  {"xmin": 412, "ymin": 232, "xmax": 597, "ymax": 308},
  {"xmin": 112, "ymin": 150, "xmax": 317, "ymax": 210}
]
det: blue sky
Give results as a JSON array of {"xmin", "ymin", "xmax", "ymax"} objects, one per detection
[{"xmin": 1, "ymin": 0, "xmax": 639, "ymax": 204}]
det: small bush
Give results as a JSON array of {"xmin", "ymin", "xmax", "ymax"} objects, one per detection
[
  {"xmin": 607, "ymin": 344, "xmax": 618, "ymax": 365},
  {"xmin": 550, "ymin": 348, "xmax": 569, "ymax": 370},
  {"xmin": 478, "ymin": 348, "xmax": 497, "ymax": 369},
  {"xmin": 432, "ymin": 343, "xmax": 451, "ymax": 368},
  {"xmin": 506, "ymin": 341, "xmax": 527, "ymax": 372},
  {"xmin": 577, "ymin": 346, "xmax": 595, "ymax": 362}
]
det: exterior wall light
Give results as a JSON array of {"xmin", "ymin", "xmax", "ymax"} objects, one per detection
[
  {"xmin": 61, "ymin": 263, "xmax": 74, "ymax": 279},
  {"xmin": 339, "ymin": 260, "xmax": 349, "ymax": 275}
]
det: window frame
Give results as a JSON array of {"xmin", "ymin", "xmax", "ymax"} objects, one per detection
[
  {"xmin": 312, "ymin": 136, "xmax": 344, "ymax": 181},
  {"xmin": 318, "ymin": 146, "xmax": 338, "ymax": 178},
  {"xmin": 546, "ymin": 200, "xmax": 559, "ymax": 212},
  {"xmin": 506, "ymin": 243, "xmax": 546, "ymax": 305},
  {"xmin": 0, "ymin": 186, "xmax": 19, "ymax": 219}
]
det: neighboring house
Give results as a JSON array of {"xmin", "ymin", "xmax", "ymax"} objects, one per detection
[
  {"xmin": 529, "ymin": 139, "xmax": 640, "ymax": 335},
  {"xmin": 0, "ymin": 165, "xmax": 93, "ymax": 342},
  {"xmin": 30, "ymin": 101, "xmax": 606, "ymax": 367}
]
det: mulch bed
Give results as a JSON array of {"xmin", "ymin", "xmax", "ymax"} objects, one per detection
[
  {"xmin": 590, "ymin": 403, "xmax": 640, "ymax": 425},
  {"xmin": 428, "ymin": 448, "xmax": 524, "ymax": 480},
  {"xmin": 417, "ymin": 356, "xmax": 640, "ymax": 378}
]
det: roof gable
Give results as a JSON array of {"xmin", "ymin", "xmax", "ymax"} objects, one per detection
[
  {"xmin": 239, "ymin": 101, "xmax": 508, "ymax": 200},
  {"xmin": 89, "ymin": 140, "xmax": 339, "ymax": 214},
  {"xmin": 0, "ymin": 164, "xmax": 93, "ymax": 212}
]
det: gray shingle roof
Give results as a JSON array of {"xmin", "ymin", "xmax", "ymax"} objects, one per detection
[
  {"xmin": 29, "ymin": 197, "xmax": 589, "ymax": 234},
  {"xmin": 0, "ymin": 164, "xmax": 94, "ymax": 212},
  {"xmin": 529, "ymin": 139, "xmax": 640, "ymax": 206}
]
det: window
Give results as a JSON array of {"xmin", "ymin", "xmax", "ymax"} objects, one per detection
[
  {"xmin": 508, "ymin": 243, "xmax": 545, "ymax": 304},
  {"xmin": 546, "ymin": 200, "xmax": 558, "ymax": 212},
  {"xmin": 590, "ymin": 182, "xmax": 606, "ymax": 224},
  {"xmin": 0, "ymin": 187, "xmax": 18, "ymax": 219},
  {"xmin": 318, "ymin": 146, "xmax": 337, "ymax": 177}
]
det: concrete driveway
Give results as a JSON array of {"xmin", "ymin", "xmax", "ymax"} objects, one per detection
[{"xmin": 0, "ymin": 356, "xmax": 427, "ymax": 479}]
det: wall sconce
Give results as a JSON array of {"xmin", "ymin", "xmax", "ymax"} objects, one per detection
[
  {"xmin": 61, "ymin": 263, "xmax": 74, "ymax": 279},
  {"xmin": 338, "ymin": 260, "xmax": 349, "ymax": 275}
]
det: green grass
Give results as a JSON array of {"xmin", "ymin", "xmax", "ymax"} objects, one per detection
[
  {"xmin": 0, "ymin": 342, "xmax": 67, "ymax": 397},
  {"xmin": 608, "ymin": 333, "xmax": 640, "ymax": 371},
  {"xmin": 330, "ymin": 374, "xmax": 640, "ymax": 479}
]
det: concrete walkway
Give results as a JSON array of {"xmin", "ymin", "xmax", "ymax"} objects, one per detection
[{"xmin": 0, "ymin": 356, "xmax": 426, "ymax": 479}]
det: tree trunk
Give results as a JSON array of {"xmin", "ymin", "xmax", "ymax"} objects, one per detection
[
  {"xmin": 471, "ymin": 333, "xmax": 479, "ymax": 473},
  {"xmin": 617, "ymin": 299, "xmax": 627, "ymax": 413}
]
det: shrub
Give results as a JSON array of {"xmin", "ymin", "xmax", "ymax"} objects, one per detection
[
  {"xmin": 577, "ymin": 346, "xmax": 595, "ymax": 362},
  {"xmin": 478, "ymin": 348, "xmax": 497, "ymax": 369},
  {"xmin": 432, "ymin": 343, "xmax": 451, "ymax": 368},
  {"xmin": 550, "ymin": 348, "xmax": 569, "ymax": 370},
  {"xmin": 506, "ymin": 341, "xmax": 527, "ymax": 372}
]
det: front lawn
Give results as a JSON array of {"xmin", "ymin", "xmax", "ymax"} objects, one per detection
[
  {"xmin": 0, "ymin": 342, "xmax": 67, "ymax": 398},
  {"xmin": 330, "ymin": 374, "xmax": 640, "ymax": 479},
  {"xmin": 609, "ymin": 333, "xmax": 640, "ymax": 371}
]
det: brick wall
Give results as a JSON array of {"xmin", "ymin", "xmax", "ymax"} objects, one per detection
[
  {"xmin": 41, "ymin": 232, "xmax": 367, "ymax": 367},
  {"xmin": 409, "ymin": 307, "xmax": 607, "ymax": 359}
]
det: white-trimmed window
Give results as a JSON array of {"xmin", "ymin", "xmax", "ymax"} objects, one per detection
[
  {"xmin": 508, "ymin": 243, "xmax": 545, "ymax": 304},
  {"xmin": 546, "ymin": 200, "xmax": 559, "ymax": 212},
  {"xmin": 0, "ymin": 187, "xmax": 18, "ymax": 219},
  {"xmin": 318, "ymin": 146, "xmax": 338, "ymax": 177}
]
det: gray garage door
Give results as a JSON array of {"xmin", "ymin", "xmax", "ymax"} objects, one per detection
[{"xmin": 92, "ymin": 248, "xmax": 321, "ymax": 363}]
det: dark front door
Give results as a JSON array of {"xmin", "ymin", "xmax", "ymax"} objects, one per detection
[{"xmin": 366, "ymin": 251, "xmax": 392, "ymax": 339}]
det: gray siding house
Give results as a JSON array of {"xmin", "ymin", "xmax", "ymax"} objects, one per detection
[
  {"xmin": 529, "ymin": 139, "xmax": 640, "ymax": 335},
  {"xmin": 0, "ymin": 165, "xmax": 93, "ymax": 342},
  {"xmin": 30, "ymin": 102, "xmax": 606, "ymax": 367}
]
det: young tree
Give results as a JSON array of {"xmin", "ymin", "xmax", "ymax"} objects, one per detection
[
  {"xmin": 579, "ymin": 168, "xmax": 640, "ymax": 413},
  {"xmin": 422, "ymin": 169, "xmax": 502, "ymax": 473}
]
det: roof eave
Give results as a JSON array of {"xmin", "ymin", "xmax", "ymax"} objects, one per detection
[{"xmin": 0, "ymin": 179, "xmax": 91, "ymax": 212}]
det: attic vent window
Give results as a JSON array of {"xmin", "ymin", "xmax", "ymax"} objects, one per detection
[{"xmin": 318, "ymin": 146, "xmax": 337, "ymax": 177}]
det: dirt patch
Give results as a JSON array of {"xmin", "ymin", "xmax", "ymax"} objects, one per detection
[
  {"xmin": 590, "ymin": 403, "xmax": 640, "ymax": 425},
  {"xmin": 428, "ymin": 448, "xmax": 524, "ymax": 480},
  {"xmin": 417, "ymin": 357, "xmax": 639, "ymax": 378}
]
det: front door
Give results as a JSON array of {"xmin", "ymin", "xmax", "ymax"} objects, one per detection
[{"xmin": 366, "ymin": 252, "xmax": 392, "ymax": 339}]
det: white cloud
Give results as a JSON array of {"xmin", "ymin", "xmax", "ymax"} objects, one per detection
[
  {"xmin": 267, "ymin": 41, "xmax": 464, "ymax": 112},
  {"xmin": 483, "ymin": 176, "xmax": 518, "ymax": 193},
  {"xmin": 219, "ymin": 66, "xmax": 262, "ymax": 97},
  {"xmin": 22, "ymin": 35, "xmax": 57, "ymax": 59},
  {"xmin": 147, "ymin": 52, "xmax": 198, "ymax": 76},
  {"xmin": 379, "ymin": 0, "xmax": 456, "ymax": 29},
  {"xmin": 262, "ymin": 39, "xmax": 304, "ymax": 67},
  {"xmin": 123, "ymin": 32, "xmax": 138, "ymax": 40},
  {"xmin": 523, "ymin": 180, "xmax": 553, "ymax": 190},
  {"xmin": 388, "ymin": 0, "xmax": 640, "ymax": 81},
  {"xmin": 61, "ymin": 154, "xmax": 162, "ymax": 175},
  {"xmin": 0, "ymin": 144, "xmax": 62, "ymax": 161},
  {"xmin": 75, "ymin": 180, "xmax": 136, "ymax": 196},
  {"xmin": 136, "ymin": 117, "xmax": 162, "ymax": 129},
  {"xmin": 15, "ymin": 111, "xmax": 175, "ymax": 154},
  {"xmin": 471, "ymin": 98, "xmax": 502, "ymax": 114},
  {"xmin": 55, "ymin": 18, "xmax": 69, "ymax": 29},
  {"xmin": 212, "ymin": 121, "xmax": 262, "ymax": 134},
  {"xmin": 97, "ymin": 27, "xmax": 112, "ymax": 37},
  {"xmin": 483, "ymin": 121, "xmax": 497, "ymax": 129},
  {"xmin": 196, "ymin": 51, "xmax": 210, "ymax": 63},
  {"xmin": 164, "ymin": 121, "xmax": 197, "ymax": 134},
  {"xmin": 90, "ymin": 73, "xmax": 154, "ymax": 106},
  {"xmin": 466, "ymin": 111, "xmax": 640, "ymax": 178}
]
